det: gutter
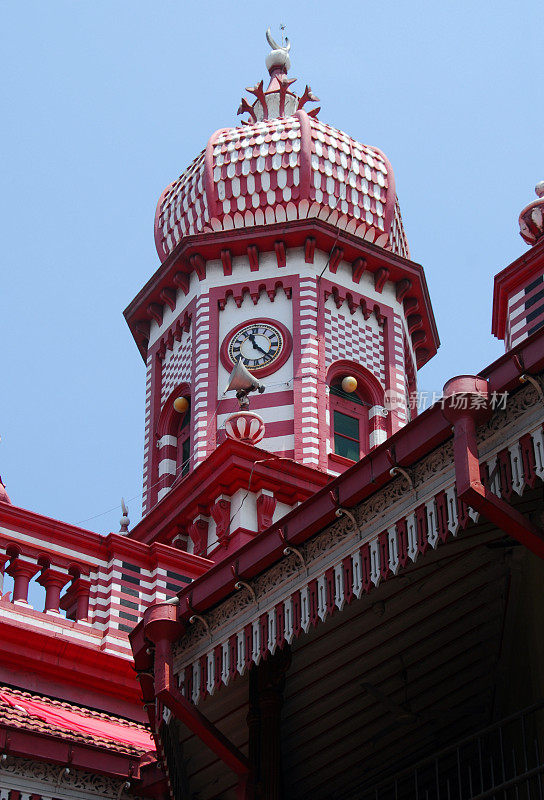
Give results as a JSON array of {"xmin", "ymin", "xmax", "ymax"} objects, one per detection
[
  {"xmin": 442, "ymin": 374, "xmax": 544, "ymax": 559},
  {"xmin": 139, "ymin": 602, "xmax": 250, "ymax": 792}
]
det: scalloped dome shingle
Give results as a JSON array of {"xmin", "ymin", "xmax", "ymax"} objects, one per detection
[{"xmin": 154, "ymin": 42, "xmax": 410, "ymax": 263}]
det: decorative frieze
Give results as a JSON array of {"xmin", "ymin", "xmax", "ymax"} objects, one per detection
[{"xmin": 0, "ymin": 756, "xmax": 137, "ymax": 800}]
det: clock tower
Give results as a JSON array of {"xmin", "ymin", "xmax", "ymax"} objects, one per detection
[{"xmin": 124, "ymin": 32, "xmax": 439, "ymax": 560}]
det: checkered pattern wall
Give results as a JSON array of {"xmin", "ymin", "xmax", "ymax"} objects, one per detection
[
  {"xmin": 324, "ymin": 308, "xmax": 385, "ymax": 385},
  {"xmin": 161, "ymin": 329, "xmax": 192, "ymax": 405}
]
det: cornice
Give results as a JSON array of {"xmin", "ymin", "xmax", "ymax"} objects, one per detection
[
  {"xmin": 129, "ymin": 438, "xmax": 330, "ymax": 545},
  {"xmin": 123, "ymin": 217, "xmax": 439, "ymax": 364}
]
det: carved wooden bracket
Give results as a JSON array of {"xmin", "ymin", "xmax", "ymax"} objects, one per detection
[
  {"xmin": 256, "ymin": 491, "xmax": 277, "ymax": 533},
  {"xmin": 147, "ymin": 303, "xmax": 163, "ymax": 325},
  {"xmin": 248, "ymin": 245, "xmax": 259, "ymax": 272},
  {"xmin": 210, "ymin": 497, "xmax": 231, "ymax": 547},
  {"xmin": 221, "ymin": 249, "xmax": 233, "ymax": 276},
  {"xmin": 160, "ymin": 287, "xmax": 176, "ymax": 311},
  {"xmin": 187, "ymin": 515, "xmax": 209, "ymax": 556},
  {"xmin": 352, "ymin": 257, "xmax": 366, "ymax": 284},
  {"xmin": 374, "ymin": 267, "xmax": 390, "ymax": 294},
  {"xmin": 304, "ymin": 237, "xmax": 316, "ymax": 264},
  {"xmin": 274, "ymin": 241, "xmax": 286, "ymax": 268}
]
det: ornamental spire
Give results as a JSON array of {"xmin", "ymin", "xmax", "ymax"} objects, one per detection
[
  {"xmin": 265, "ymin": 26, "xmax": 291, "ymax": 76},
  {"xmin": 519, "ymin": 181, "xmax": 544, "ymax": 246},
  {"xmin": 237, "ymin": 28, "xmax": 320, "ymax": 123}
]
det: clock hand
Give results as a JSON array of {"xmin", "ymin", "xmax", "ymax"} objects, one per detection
[{"xmin": 248, "ymin": 334, "xmax": 269, "ymax": 356}]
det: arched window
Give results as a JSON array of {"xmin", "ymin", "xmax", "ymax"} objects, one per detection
[
  {"xmin": 176, "ymin": 397, "xmax": 191, "ymax": 479},
  {"xmin": 327, "ymin": 361, "xmax": 389, "ymax": 469},
  {"xmin": 329, "ymin": 380, "xmax": 369, "ymax": 461},
  {"xmin": 155, "ymin": 384, "xmax": 192, "ymax": 502}
]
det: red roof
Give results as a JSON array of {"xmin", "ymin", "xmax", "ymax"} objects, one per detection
[{"xmin": 0, "ymin": 686, "xmax": 154, "ymax": 756}]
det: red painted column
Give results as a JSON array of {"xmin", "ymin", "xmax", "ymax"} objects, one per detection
[
  {"xmin": 74, "ymin": 578, "xmax": 91, "ymax": 621},
  {"xmin": 0, "ymin": 554, "xmax": 9, "ymax": 594},
  {"xmin": 59, "ymin": 577, "xmax": 91, "ymax": 621},
  {"xmin": 37, "ymin": 568, "xmax": 71, "ymax": 613},
  {"xmin": 6, "ymin": 558, "xmax": 39, "ymax": 604}
]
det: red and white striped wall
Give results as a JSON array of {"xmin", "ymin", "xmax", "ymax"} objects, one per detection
[
  {"xmin": 506, "ymin": 270, "xmax": 544, "ymax": 349},
  {"xmin": 140, "ymin": 244, "xmax": 427, "ymax": 512},
  {"xmin": 193, "ymin": 294, "xmax": 211, "ymax": 466},
  {"xmin": 297, "ymin": 276, "xmax": 322, "ymax": 468}
]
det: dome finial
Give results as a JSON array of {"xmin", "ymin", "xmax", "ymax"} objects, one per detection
[
  {"xmin": 265, "ymin": 26, "xmax": 291, "ymax": 75},
  {"xmin": 119, "ymin": 497, "xmax": 130, "ymax": 533},
  {"xmin": 519, "ymin": 180, "xmax": 544, "ymax": 245}
]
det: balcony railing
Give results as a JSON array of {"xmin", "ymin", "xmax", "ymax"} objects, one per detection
[
  {"xmin": 353, "ymin": 701, "xmax": 544, "ymax": 800},
  {"xmin": 0, "ymin": 503, "xmax": 211, "ymax": 654}
]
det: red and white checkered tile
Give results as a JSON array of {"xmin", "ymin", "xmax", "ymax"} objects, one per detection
[
  {"xmin": 161, "ymin": 330, "xmax": 193, "ymax": 405},
  {"xmin": 324, "ymin": 308, "xmax": 385, "ymax": 386}
]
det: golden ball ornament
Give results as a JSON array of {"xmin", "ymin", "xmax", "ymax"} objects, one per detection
[
  {"xmin": 173, "ymin": 396, "xmax": 189, "ymax": 414},
  {"xmin": 342, "ymin": 376, "xmax": 358, "ymax": 393}
]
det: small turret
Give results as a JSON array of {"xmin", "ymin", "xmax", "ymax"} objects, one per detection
[{"xmin": 492, "ymin": 181, "xmax": 544, "ymax": 350}]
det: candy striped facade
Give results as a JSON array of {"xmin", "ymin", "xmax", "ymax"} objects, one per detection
[
  {"xmin": 127, "ymin": 37, "xmax": 439, "ymax": 521},
  {"xmin": 2, "ymin": 29, "xmax": 544, "ymax": 800},
  {"xmin": 131, "ymin": 238, "xmax": 437, "ymax": 514},
  {"xmin": 0, "ymin": 506, "xmax": 210, "ymax": 658}
]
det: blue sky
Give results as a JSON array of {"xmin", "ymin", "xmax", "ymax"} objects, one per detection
[{"xmin": 1, "ymin": 0, "xmax": 542, "ymax": 534}]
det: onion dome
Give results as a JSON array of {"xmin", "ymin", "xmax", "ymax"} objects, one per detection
[
  {"xmin": 154, "ymin": 31, "xmax": 409, "ymax": 263},
  {"xmin": 519, "ymin": 182, "xmax": 544, "ymax": 245}
]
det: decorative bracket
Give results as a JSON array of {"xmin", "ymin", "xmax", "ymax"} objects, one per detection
[
  {"xmin": 520, "ymin": 374, "xmax": 544, "ymax": 404},
  {"xmin": 116, "ymin": 781, "xmax": 131, "ymax": 800},
  {"xmin": 329, "ymin": 487, "xmax": 359, "ymax": 534},
  {"xmin": 512, "ymin": 354, "xmax": 544, "ymax": 403},
  {"xmin": 231, "ymin": 562, "xmax": 257, "ymax": 603},
  {"xmin": 0, "ymin": 736, "xmax": 10, "ymax": 766},
  {"xmin": 279, "ymin": 528, "xmax": 306, "ymax": 569},
  {"xmin": 335, "ymin": 507, "xmax": 359, "ymax": 535},
  {"xmin": 389, "ymin": 465, "xmax": 415, "ymax": 490},
  {"xmin": 386, "ymin": 447, "xmax": 415, "ymax": 490},
  {"xmin": 188, "ymin": 613, "xmax": 211, "ymax": 636}
]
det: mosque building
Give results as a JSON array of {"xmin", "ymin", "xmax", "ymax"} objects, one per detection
[{"xmin": 1, "ymin": 30, "xmax": 544, "ymax": 800}]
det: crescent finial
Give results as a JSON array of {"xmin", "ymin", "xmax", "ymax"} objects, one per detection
[
  {"xmin": 266, "ymin": 26, "xmax": 290, "ymax": 53},
  {"xmin": 266, "ymin": 27, "xmax": 279, "ymax": 51}
]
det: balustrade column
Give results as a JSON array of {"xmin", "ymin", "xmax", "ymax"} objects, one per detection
[
  {"xmin": 74, "ymin": 579, "xmax": 91, "ymax": 621},
  {"xmin": 0, "ymin": 553, "xmax": 9, "ymax": 595},
  {"xmin": 37, "ymin": 568, "xmax": 71, "ymax": 614},
  {"xmin": 59, "ymin": 577, "xmax": 91, "ymax": 622},
  {"xmin": 6, "ymin": 558, "xmax": 39, "ymax": 604}
]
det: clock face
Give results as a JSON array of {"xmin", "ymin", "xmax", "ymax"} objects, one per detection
[{"xmin": 227, "ymin": 322, "xmax": 284, "ymax": 371}]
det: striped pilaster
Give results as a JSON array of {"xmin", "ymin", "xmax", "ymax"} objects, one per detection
[
  {"xmin": 157, "ymin": 434, "xmax": 177, "ymax": 500},
  {"xmin": 193, "ymin": 293, "xmax": 211, "ymax": 465},
  {"xmin": 298, "ymin": 277, "xmax": 321, "ymax": 467},
  {"xmin": 369, "ymin": 404, "xmax": 388, "ymax": 449},
  {"xmin": 141, "ymin": 353, "xmax": 153, "ymax": 515},
  {"xmin": 391, "ymin": 314, "xmax": 407, "ymax": 430}
]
